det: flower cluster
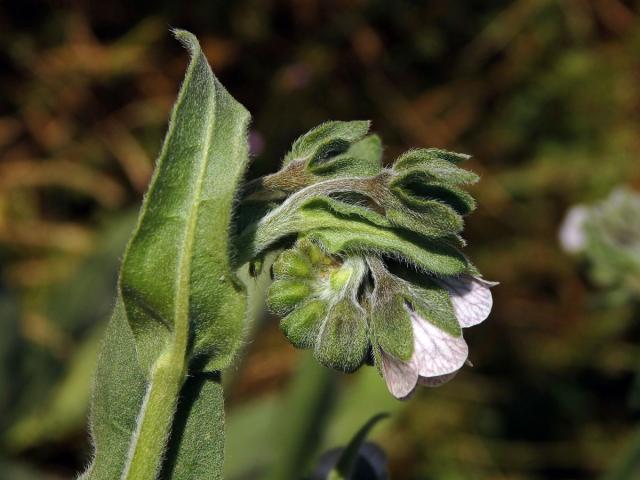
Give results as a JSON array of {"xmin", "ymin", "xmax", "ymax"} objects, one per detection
[
  {"xmin": 560, "ymin": 187, "xmax": 640, "ymax": 297},
  {"xmin": 238, "ymin": 121, "xmax": 496, "ymax": 398}
]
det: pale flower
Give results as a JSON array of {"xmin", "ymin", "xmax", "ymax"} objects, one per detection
[
  {"xmin": 381, "ymin": 275, "xmax": 497, "ymax": 399},
  {"xmin": 559, "ymin": 205, "xmax": 588, "ymax": 253}
]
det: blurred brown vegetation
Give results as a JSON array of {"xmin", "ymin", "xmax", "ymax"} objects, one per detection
[{"xmin": 1, "ymin": 1, "xmax": 640, "ymax": 479}]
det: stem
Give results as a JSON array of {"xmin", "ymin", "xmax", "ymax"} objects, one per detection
[{"xmin": 121, "ymin": 348, "xmax": 187, "ymax": 480}]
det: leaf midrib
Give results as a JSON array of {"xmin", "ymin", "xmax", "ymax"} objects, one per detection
[{"xmin": 172, "ymin": 62, "xmax": 218, "ymax": 361}]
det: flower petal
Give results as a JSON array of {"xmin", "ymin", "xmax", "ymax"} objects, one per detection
[
  {"xmin": 439, "ymin": 275, "xmax": 497, "ymax": 328},
  {"xmin": 559, "ymin": 205, "xmax": 588, "ymax": 253},
  {"xmin": 409, "ymin": 311, "xmax": 468, "ymax": 377},
  {"xmin": 418, "ymin": 371, "xmax": 458, "ymax": 387},
  {"xmin": 381, "ymin": 351, "xmax": 418, "ymax": 399}
]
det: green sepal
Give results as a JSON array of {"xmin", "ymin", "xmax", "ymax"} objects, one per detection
[
  {"xmin": 308, "ymin": 225, "xmax": 468, "ymax": 276},
  {"xmin": 281, "ymin": 299, "xmax": 327, "ymax": 349},
  {"xmin": 272, "ymin": 249, "xmax": 312, "ymax": 279},
  {"xmin": 314, "ymin": 299, "xmax": 369, "ymax": 373},
  {"xmin": 371, "ymin": 294, "xmax": 413, "ymax": 362},
  {"xmin": 393, "ymin": 148, "xmax": 471, "ymax": 170},
  {"xmin": 284, "ymin": 121, "xmax": 371, "ymax": 167},
  {"xmin": 390, "ymin": 173, "xmax": 477, "ymax": 215},
  {"xmin": 309, "ymin": 134, "xmax": 383, "ymax": 178},
  {"xmin": 393, "ymin": 151, "xmax": 479, "ymax": 184},
  {"xmin": 407, "ymin": 284, "xmax": 461, "ymax": 337},
  {"xmin": 297, "ymin": 238, "xmax": 326, "ymax": 266},
  {"xmin": 385, "ymin": 204, "xmax": 463, "ymax": 238},
  {"xmin": 267, "ymin": 280, "xmax": 311, "ymax": 316}
]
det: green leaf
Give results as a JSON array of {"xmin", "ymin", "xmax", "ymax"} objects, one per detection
[
  {"xmin": 83, "ymin": 300, "xmax": 227, "ymax": 480},
  {"xmin": 120, "ymin": 29, "xmax": 250, "ymax": 374},
  {"xmin": 81, "ymin": 299, "xmax": 147, "ymax": 480},
  {"xmin": 391, "ymin": 173, "xmax": 477, "ymax": 215},
  {"xmin": 327, "ymin": 413, "xmax": 389, "ymax": 480},
  {"xmin": 159, "ymin": 374, "xmax": 224, "ymax": 480},
  {"xmin": 82, "ymin": 30, "xmax": 250, "ymax": 480},
  {"xmin": 308, "ymin": 225, "xmax": 468, "ymax": 276},
  {"xmin": 253, "ymin": 128, "xmax": 381, "ymax": 198}
]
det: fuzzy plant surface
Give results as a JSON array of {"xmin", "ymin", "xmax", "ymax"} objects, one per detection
[
  {"xmin": 560, "ymin": 186, "xmax": 640, "ymax": 298},
  {"xmin": 238, "ymin": 119, "xmax": 496, "ymax": 399},
  {"xmin": 80, "ymin": 30, "xmax": 495, "ymax": 480}
]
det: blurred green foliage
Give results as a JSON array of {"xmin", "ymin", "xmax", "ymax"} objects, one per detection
[{"xmin": 1, "ymin": 1, "xmax": 640, "ymax": 479}]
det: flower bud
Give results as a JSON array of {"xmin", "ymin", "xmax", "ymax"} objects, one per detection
[
  {"xmin": 268, "ymin": 240, "xmax": 369, "ymax": 372},
  {"xmin": 267, "ymin": 280, "xmax": 312, "ymax": 316},
  {"xmin": 314, "ymin": 298, "xmax": 369, "ymax": 373},
  {"xmin": 245, "ymin": 121, "xmax": 496, "ymax": 399}
]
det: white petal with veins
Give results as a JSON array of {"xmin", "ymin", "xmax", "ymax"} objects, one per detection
[
  {"xmin": 409, "ymin": 311, "xmax": 468, "ymax": 377},
  {"xmin": 381, "ymin": 351, "xmax": 418, "ymax": 399},
  {"xmin": 418, "ymin": 371, "xmax": 458, "ymax": 387},
  {"xmin": 380, "ymin": 312, "xmax": 468, "ymax": 399},
  {"xmin": 439, "ymin": 275, "xmax": 497, "ymax": 328}
]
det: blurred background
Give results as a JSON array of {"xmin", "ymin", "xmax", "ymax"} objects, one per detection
[{"xmin": 1, "ymin": 1, "xmax": 640, "ymax": 479}]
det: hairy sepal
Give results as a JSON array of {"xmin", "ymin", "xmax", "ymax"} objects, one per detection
[
  {"xmin": 284, "ymin": 121, "xmax": 371, "ymax": 167},
  {"xmin": 247, "ymin": 197, "xmax": 469, "ymax": 276}
]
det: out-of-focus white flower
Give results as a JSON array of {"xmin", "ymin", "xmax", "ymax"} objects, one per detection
[
  {"xmin": 559, "ymin": 205, "xmax": 589, "ymax": 253},
  {"xmin": 381, "ymin": 275, "xmax": 496, "ymax": 399}
]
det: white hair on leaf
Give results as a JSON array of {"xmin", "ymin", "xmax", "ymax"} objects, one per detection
[{"xmin": 438, "ymin": 275, "xmax": 497, "ymax": 328}]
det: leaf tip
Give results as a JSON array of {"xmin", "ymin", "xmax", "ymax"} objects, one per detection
[{"xmin": 171, "ymin": 28, "xmax": 200, "ymax": 56}]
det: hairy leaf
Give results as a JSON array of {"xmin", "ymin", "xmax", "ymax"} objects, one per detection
[
  {"xmin": 119, "ymin": 29, "xmax": 250, "ymax": 374},
  {"xmin": 82, "ymin": 30, "xmax": 249, "ymax": 480},
  {"xmin": 81, "ymin": 299, "xmax": 146, "ymax": 480}
]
